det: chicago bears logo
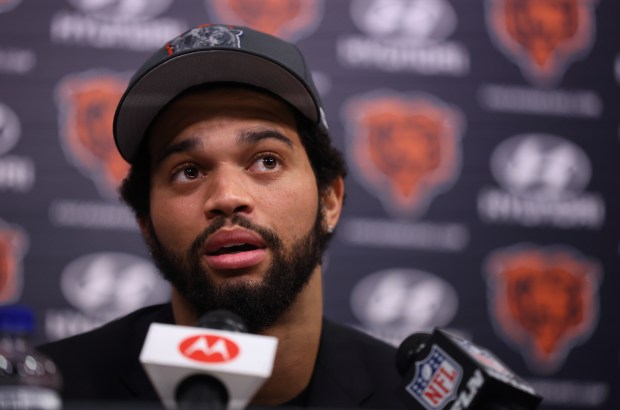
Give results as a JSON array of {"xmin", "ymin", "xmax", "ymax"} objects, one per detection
[
  {"xmin": 486, "ymin": 0, "xmax": 597, "ymax": 86},
  {"xmin": 167, "ymin": 25, "xmax": 243, "ymax": 54},
  {"xmin": 0, "ymin": 0, "xmax": 20, "ymax": 13},
  {"xmin": 206, "ymin": 0, "xmax": 324, "ymax": 41},
  {"xmin": 56, "ymin": 71, "xmax": 130, "ymax": 199},
  {"xmin": 485, "ymin": 244, "xmax": 601, "ymax": 373},
  {"xmin": 0, "ymin": 219, "xmax": 27, "ymax": 305},
  {"xmin": 343, "ymin": 91, "xmax": 463, "ymax": 218}
]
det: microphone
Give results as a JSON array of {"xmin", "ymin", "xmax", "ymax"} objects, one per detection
[
  {"xmin": 140, "ymin": 310, "xmax": 278, "ymax": 410},
  {"xmin": 175, "ymin": 310, "xmax": 247, "ymax": 410},
  {"xmin": 395, "ymin": 328, "xmax": 542, "ymax": 410}
]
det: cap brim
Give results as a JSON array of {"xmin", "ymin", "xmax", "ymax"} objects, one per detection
[{"xmin": 114, "ymin": 49, "xmax": 320, "ymax": 162}]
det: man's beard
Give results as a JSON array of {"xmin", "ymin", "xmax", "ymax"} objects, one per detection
[{"xmin": 144, "ymin": 209, "xmax": 329, "ymax": 333}]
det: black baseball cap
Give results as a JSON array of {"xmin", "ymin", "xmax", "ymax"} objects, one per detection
[{"xmin": 113, "ymin": 23, "xmax": 327, "ymax": 163}]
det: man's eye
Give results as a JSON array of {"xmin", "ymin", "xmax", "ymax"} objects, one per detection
[
  {"xmin": 171, "ymin": 164, "xmax": 202, "ymax": 182},
  {"xmin": 183, "ymin": 166, "xmax": 199, "ymax": 178},
  {"xmin": 249, "ymin": 153, "xmax": 282, "ymax": 172},
  {"xmin": 262, "ymin": 156, "xmax": 278, "ymax": 169}
]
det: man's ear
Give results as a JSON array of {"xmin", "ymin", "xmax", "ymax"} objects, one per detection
[
  {"xmin": 137, "ymin": 216, "xmax": 155, "ymax": 249},
  {"xmin": 321, "ymin": 176, "xmax": 345, "ymax": 232}
]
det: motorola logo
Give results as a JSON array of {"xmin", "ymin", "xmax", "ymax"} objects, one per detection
[{"xmin": 179, "ymin": 335, "xmax": 240, "ymax": 363}]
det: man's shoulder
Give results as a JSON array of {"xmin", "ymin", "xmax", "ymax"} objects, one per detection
[
  {"xmin": 39, "ymin": 303, "xmax": 173, "ymax": 357},
  {"xmin": 37, "ymin": 303, "xmax": 172, "ymax": 402},
  {"xmin": 310, "ymin": 318, "xmax": 405, "ymax": 409},
  {"xmin": 323, "ymin": 319, "xmax": 396, "ymax": 360}
]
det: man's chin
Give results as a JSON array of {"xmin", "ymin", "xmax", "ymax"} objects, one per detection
[{"xmin": 209, "ymin": 274, "xmax": 265, "ymax": 290}]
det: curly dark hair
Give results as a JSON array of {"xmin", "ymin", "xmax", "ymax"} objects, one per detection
[{"xmin": 119, "ymin": 86, "xmax": 347, "ymax": 220}]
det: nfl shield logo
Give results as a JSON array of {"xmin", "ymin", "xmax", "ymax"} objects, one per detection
[{"xmin": 405, "ymin": 345, "xmax": 462, "ymax": 409}]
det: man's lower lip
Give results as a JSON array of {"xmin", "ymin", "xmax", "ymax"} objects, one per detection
[{"xmin": 204, "ymin": 249, "xmax": 267, "ymax": 270}]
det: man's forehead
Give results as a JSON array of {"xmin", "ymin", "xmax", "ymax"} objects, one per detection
[
  {"xmin": 153, "ymin": 85, "xmax": 297, "ymax": 128},
  {"xmin": 145, "ymin": 85, "xmax": 302, "ymax": 158}
]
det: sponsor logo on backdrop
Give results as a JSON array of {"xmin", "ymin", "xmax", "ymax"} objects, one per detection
[
  {"xmin": 484, "ymin": 244, "xmax": 601, "ymax": 374},
  {"xmin": 52, "ymin": 73, "xmax": 136, "ymax": 230},
  {"xmin": 50, "ymin": 0, "xmax": 186, "ymax": 51},
  {"xmin": 0, "ymin": 218, "xmax": 27, "ymax": 305},
  {"xmin": 477, "ymin": 133, "xmax": 604, "ymax": 229},
  {"xmin": 0, "ymin": 102, "xmax": 35, "ymax": 192},
  {"xmin": 56, "ymin": 70, "xmax": 129, "ymax": 200},
  {"xmin": 525, "ymin": 379, "xmax": 608, "ymax": 407},
  {"xmin": 480, "ymin": 0, "xmax": 601, "ymax": 118},
  {"xmin": 45, "ymin": 252, "xmax": 170, "ymax": 341},
  {"xmin": 338, "ymin": 0, "xmax": 469, "ymax": 75},
  {"xmin": 205, "ymin": 0, "xmax": 324, "ymax": 41},
  {"xmin": 343, "ymin": 91, "xmax": 464, "ymax": 218},
  {"xmin": 340, "ymin": 91, "xmax": 468, "ymax": 252},
  {"xmin": 486, "ymin": 0, "xmax": 597, "ymax": 87},
  {"xmin": 0, "ymin": 47, "xmax": 36, "ymax": 75},
  {"xmin": 351, "ymin": 269, "xmax": 458, "ymax": 345},
  {"xmin": 0, "ymin": 102, "xmax": 20, "ymax": 157},
  {"xmin": 0, "ymin": 0, "xmax": 20, "ymax": 13}
]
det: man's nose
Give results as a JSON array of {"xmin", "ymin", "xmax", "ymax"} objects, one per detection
[{"xmin": 203, "ymin": 168, "xmax": 254, "ymax": 218}]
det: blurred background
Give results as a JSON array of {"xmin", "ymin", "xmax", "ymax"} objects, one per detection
[{"xmin": 0, "ymin": 0, "xmax": 618, "ymax": 408}]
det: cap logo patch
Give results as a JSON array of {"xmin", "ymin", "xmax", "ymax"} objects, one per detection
[{"xmin": 166, "ymin": 25, "xmax": 243, "ymax": 55}]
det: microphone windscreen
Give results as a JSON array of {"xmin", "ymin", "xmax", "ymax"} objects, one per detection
[
  {"xmin": 176, "ymin": 374, "xmax": 228, "ymax": 410},
  {"xmin": 197, "ymin": 310, "xmax": 248, "ymax": 333},
  {"xmin": 395, "ymin": 332, "xmax": 431, "ymax": 376}
]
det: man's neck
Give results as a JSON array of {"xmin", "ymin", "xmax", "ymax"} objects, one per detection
[{"xmin": 170, "ymin": 268, "xmax": 324, "ymax": 405}]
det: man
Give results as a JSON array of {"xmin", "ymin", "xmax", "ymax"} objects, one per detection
[{"xmin": 40, "ymin": 24, "xmax": 404, "ymax": 408}]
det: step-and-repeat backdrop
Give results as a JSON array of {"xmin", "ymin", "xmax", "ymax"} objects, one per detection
[{"xmin": 0, "ymin": 0, "xmax": 618, "ymax": 408}]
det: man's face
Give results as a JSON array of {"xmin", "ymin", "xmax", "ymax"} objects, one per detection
[{"xmin": 142, "ymin": 87, "xmax": 326, "ymax": 333}]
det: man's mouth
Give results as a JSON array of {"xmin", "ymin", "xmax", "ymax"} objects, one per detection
[
  {"xmin": 209, "ymin": 243, "xmax": 260, "ymax": 256},
  {"xmin": 203, "ymin": 229, "xmax": 268, "ymax": 271}
]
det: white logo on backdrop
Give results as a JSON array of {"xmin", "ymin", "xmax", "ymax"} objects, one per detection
[
  {"xmin": 0, "ymin": 101, "xmax": 34, "ymax": 192},
  {"xmin": 492, "ymin": 134, "xmax": 590, "ymax": 201},
  {"xmin": 0, "ymin": 102, "xmax": 20, "ymax": 156},
  {"xmin": 67, "ymin": 0, "xmax": 173, "ymax": 23},
  {"xmin": 338, "ymin": 0, "xmax": 468, "ymax": 75},
  {"xmin": 60, "ymin": 252, "xmax": 169, "ymax": 321},
  {"xmin": 351, "ymin": 268, "xmax": 458, "ymax": 345},
  {"xmin": 351, "ymin": 0, "xmax": 456, "ymax": 45},
  {"xmin": 478, "ymin": 133, "xmax": 605, "ymax": 229},
  {"xmin": 51, "ymin": 0, "xmax": 186, "ymax": 51}
]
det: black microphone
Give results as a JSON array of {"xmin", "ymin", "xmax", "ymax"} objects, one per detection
[
  {"xmin": 395, "ymin": 328, "xmax": 542, "ymax": 410},
  {"xmin": 176, "ymin": 310, "xmax": 247, "ymax": 410}
]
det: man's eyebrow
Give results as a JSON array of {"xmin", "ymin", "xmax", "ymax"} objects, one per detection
[
  {"xmin": 156, "ymin": 137, "xmax": 203, "ymax": 165},
  {"xmin": 237, "ymin": 129, "xmax": 295, "ymax": 148}
]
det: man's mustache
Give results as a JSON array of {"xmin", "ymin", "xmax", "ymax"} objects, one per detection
[{"xmin": 189, "ymin": 215, "xmax": 282, "ymax": 257}]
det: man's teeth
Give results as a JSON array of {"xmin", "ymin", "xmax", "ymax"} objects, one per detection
[{"xmin": 212, "ymin": 243, "xmax": 258, "ymax": 255}]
